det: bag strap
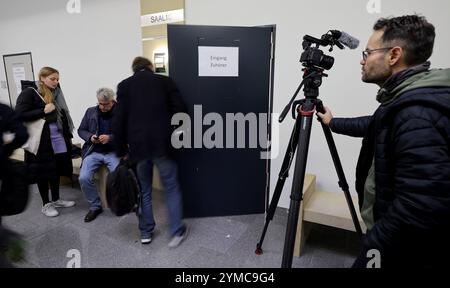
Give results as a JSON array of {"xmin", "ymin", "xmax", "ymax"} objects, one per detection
[{"xmin": 29, "ymin": 87, "xmax": 46, "ymax": 104}]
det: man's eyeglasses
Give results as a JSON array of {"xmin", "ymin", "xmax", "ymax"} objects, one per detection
[{"xmin": 362, "ymin": 47, "xmax": 394, "ymax": 61}]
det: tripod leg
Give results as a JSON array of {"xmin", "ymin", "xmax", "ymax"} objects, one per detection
[
  {"xmin": 319, "ymin": 121, "xmax": 363, "ymax": 238},
  {"xmin": 282, "ymin": 101, "xmax": 315, "ymax": 268},
  {"xmin": 256, "ymin": 114, "xmax": 302, "ymax": 254}
]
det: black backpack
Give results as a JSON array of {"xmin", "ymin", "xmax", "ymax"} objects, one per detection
[
  {"xmin": 0, "ymin": 159, "xmax": 29, "ymax": 216},
  {"xmin": 106, "ymin": 160, "xmax": 141, "ymax": 216}
]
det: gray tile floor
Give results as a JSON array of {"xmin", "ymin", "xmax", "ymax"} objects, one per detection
[{"xmin": 2, "ymin": 183, "xmax": 360, "ymax": 268}]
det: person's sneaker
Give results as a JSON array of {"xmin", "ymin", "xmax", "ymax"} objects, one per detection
[
  {"xmin": 168, "ymin": 225, "xmax": 188, "ymax": 248},
  {"xmin": 141, "ymin": 234, "xmax": 153, "ymax": 245},
  {"xmin": 42, "ymin": 203, "xmax": 59, "ymax": 217},
  {"xmin": 52, "ymin": 199, "xmax": 75, "ymax": 208},
  {"xmin": 84, "ymin": 208, "xmax": 103, "ymax": 223}
]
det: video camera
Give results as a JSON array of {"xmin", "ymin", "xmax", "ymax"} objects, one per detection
[{"xmin": 300, "ymin": 30, "xmax": 359, "ymax": 70}]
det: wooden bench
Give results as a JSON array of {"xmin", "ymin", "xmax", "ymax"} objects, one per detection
[
  {"xmin": 10, "ymin": 148, "xmax": 163, "ymax": 209},
  {"xmin": 293, "ymin": 174, "xmax": 367, "ymax": 257}
]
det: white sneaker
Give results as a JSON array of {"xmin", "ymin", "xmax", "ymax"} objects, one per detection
[
  {"xmin": 141, "ymin": 232, "xmax": 153, "ymax": 245},
  {"xmin": 52, "ymin": 199, "xmax": 75, "ymax": 208},
  {"xmin": 42, "ymin": 203, "xmax": 59, "ymax": 217},
  {"xmin": 141, "ymin": 238, "xmax": 152, "ymax": 245},
  {"xmin": 168, "ymin": 225, "xmax": 188, "ymax": 248}
]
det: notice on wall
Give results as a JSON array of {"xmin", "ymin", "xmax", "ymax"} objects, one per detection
[
  {"xmin": 198, "ymin": 46, "xmax": 239, "ymax": 77},
  {"xmin": 12, "ymin": 66, "xmax": 26, "ymax": 94}
]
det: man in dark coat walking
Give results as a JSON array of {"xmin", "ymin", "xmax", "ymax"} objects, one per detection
[
  {"xmin": 318, "ymin": 15, "xmax": 450, "ymax": 268},
  {"xmin": 114, "ymin": 57, "xmax": 188, "ymax": 247}
]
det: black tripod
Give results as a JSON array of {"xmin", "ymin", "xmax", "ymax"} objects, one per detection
[{"xmin": 255, "ymin": 67, "xmax": 363, "ymax": 268}]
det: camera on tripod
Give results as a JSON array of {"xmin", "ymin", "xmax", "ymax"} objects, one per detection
[
  {"xmin": 257, "ymin": 29, "xmax": 362, "ymax": 268},
  {"xmin": 279, "ymin": 30, "xmax": 360, "ymax": 122}
]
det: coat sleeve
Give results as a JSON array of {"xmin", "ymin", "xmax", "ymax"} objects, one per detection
[
  {"xmin": 15, "ymin": 89, "xmax": 46, "ymax": 122},
  {"xmin": 329, "ymin": 116, "xmax": 372, "ymax": 138},
  {"xmin": 113, "ymin": 82, "xmax": 129, "ymax": 157},
  {"xmin": 78, "ymin": 109, "xmax": 94, "ymax": 142},
  {"xmin": 362, "ymin": 113, "xmax": 450, "ymax": 262},
  {"xmin": 2, "ymin": 106, "xmax": 28, "ymax": 156}
]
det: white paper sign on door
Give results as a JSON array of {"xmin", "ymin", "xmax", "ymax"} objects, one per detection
[{"xmin": 198, "ymin": 46, "xmax": 239, "ymax": 77}]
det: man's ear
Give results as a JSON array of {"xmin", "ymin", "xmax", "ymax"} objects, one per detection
[{"xmin": 389, "ymin": 46, "xmax": 404, "ymax": 66}]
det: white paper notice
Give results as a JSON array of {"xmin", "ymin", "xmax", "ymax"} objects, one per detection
[
  {"xmin": 13, "ymin": 66, "xmax": 26, "ymax": 94},
  {"xmin": 198, "ymin": 46, "xmax": 239, "ymax": 77}
]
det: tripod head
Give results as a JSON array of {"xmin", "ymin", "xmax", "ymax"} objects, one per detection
[
  {"xmin": 301, "ymin": 66, "xmax": 327, "ymax": 99},
  {"xmin": 288, "ymin": 67, "xmax": 327, "ymax": 121}
]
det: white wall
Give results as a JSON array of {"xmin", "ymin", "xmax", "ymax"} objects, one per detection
[
  {"xmin": 0, "ymin": 0, "xmax": 142, "ymax": 143},
  {"xmin": 185, "ymin": 0, "xmax": 450, "ymax": 208}
]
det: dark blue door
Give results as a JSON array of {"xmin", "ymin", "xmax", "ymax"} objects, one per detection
[{"xmin": 168, "ymin": 24, "xmax": 274, "ymax": 217}]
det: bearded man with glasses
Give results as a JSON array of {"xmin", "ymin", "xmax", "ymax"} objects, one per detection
[{"xmin": 317, "ymin": 15, "xmax": 450, "ymax": 268}]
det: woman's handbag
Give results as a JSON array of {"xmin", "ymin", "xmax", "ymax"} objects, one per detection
[
  {"xmin": 21, "ymin": 119, "xmax": 45, "ymax": 155},
  {"xmin": 21, "ymin": 88, "xmax": 46, "ymax": 155}
]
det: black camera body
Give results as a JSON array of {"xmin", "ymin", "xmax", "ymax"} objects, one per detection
[
  {"xmin": 299, "ymin": 32, "xmax": 345, "ymax": 70},
  {"xmin": 300, "ymin": 46, "xmax": 334, "ymax": 70}
]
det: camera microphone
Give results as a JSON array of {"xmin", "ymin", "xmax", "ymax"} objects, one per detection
[{"xmin": 330, "ymin": 30, "xmax": 360, "ymax": 49}]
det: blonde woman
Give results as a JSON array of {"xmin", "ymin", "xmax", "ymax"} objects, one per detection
[{"xmin": 15, "ymin": 67, "xmax": 75, "ymax": 217}]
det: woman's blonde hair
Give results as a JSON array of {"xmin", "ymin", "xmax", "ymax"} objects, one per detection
[{"xmin": 38, "ymin": 67, "xmax": 59, "ymax": 104}]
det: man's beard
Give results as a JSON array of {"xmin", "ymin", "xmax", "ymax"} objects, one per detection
[{"xmin": 362, "ymin": 67, "xmax": 392, "ymax": 86}]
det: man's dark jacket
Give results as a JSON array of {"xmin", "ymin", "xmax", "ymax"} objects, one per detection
[
  {"xmin": 0, "ymin": 103, "xmax": 28, "ymax": 171},
  {"xmin": 113, "ymin": 68, "xmax": 186, "ymax": 161},
  {"xmin": 330, "ymin": 67, "xmax": 450, "ymax": 267},
  {"xmin": 78, "ymin": 105, "xmax": 116, "ymax": 158}
]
